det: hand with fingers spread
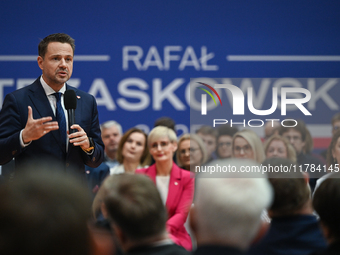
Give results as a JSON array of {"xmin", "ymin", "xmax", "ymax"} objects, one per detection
[
  {"xmin": 22, "ymin": 106, "xmax": 59, "ymax": 144},
  {"xmin": 68, "ymin": 124, "xmax": 91, "ymax": 151}
]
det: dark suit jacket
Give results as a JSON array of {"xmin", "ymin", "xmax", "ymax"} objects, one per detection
[
  {"xmin": 0, "ymin": 77, "xmax": 104, "ymax": 173},
  {"xmin": 193, "ymin": 245, "xmax": 244, "ymax": 255},
  {"xmin": 127, "ymin": 243, "xmax": 189, "ymax": 255}
]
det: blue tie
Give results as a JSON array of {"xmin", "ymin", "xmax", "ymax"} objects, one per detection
[{"xmin": 54, "ymin": 92, "xmax": 66, "ymax": 149}]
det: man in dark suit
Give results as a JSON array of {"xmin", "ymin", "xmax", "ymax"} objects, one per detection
[
  {"xmin": 101, "ymin": 173, "xmax": 189, "ymax": 255},
  {"xmin": 0, "ymin": 33, "xmax": 103, "ymax": 175}
]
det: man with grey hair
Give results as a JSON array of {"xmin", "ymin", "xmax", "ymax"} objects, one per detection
[
  {"xmin": 190, "ymin": 159, "xmax": 273, "ymax": 255},
  {"xmin": 86, "ymin": 120, "xmax": 122, "ymax": 194},
  {"xmin": 100, "ymin": 120, "xmax": 123, "ymax": 167}
]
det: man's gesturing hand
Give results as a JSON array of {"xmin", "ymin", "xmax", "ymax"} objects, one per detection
[{"xmin": 22, "ymin": 106, "xmax": 59, "ymax": 144}]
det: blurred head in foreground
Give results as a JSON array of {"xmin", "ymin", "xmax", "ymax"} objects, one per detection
[
  {"xmin": 101, "ymin": 174, "xmax": 168, "ymax": 252},
  {"xmin": 190, "ymin": 159, "xmax": 273, "ymax": 251},
  {"xmin": 0, "ymin": 168, "xmax": 92, "ymax": 255}
]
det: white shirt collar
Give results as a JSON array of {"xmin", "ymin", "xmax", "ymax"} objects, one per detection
[{"xmin": 40, "ymin": 75, "xmax": 66, "ymax": 96}]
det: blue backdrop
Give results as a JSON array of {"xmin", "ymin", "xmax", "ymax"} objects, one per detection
[{"xmin": 1, "ymin": 1, "xmax": 340, "ymax": 148}]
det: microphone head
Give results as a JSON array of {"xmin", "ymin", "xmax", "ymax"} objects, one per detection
[{"xmin": 64, "ymin": 90, "xmax": 77, "ymax": 110}]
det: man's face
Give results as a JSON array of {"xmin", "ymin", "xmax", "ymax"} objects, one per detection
[
  {"xmin": 101, "ymin": 126, "xmax": 122, "ymax": 154},
  {"xmin": 197, "ymin": 133, "xmax": 216, "ymax": 159},
  {"xmin": 37, "ymin": 42, "xmax": 73, "ymax": 91},
  {"xmin": 282, "ymin": 129, "xmax": 305, "ymax": 155}
]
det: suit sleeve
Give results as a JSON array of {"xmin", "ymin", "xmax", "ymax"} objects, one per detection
[
  {"xmin": 0, "ymin": 93, "xmax": 25, "ymax": 165},
  {"xmin": 166, "ymin": 173, "xmax": 194, "ymax": 232},
  {"xmin": 80, "ymin": 94, "xmax": 104, "ymax": 168}
]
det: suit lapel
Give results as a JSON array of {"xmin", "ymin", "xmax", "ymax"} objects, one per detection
[
  {"xmin": 166, "ymin": 163, "xmax": 182, "ymax": 211},
  {"xmin": 28, "ymin": 80, "xmax": 66, "ymax": 152}
]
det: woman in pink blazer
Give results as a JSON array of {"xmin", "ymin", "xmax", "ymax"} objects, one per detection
[{"xmin": 136, "ymin": 126, "xmax": 194, "ymax": 250}]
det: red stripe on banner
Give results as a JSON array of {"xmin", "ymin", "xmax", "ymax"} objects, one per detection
[{"xmin": 313, "ymin": 138, "xmax": 331, "ymax": 149}]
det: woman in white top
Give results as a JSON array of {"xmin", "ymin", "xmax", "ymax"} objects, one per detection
[{"xmin": 110, "ymin": 128, "xmax": 151, "ymax": 175}]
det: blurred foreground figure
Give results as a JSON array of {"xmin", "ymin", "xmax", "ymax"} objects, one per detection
[
  {"xmin": 312, "ymin": 178, "xmax": 340, "ymax": 255},
  {"xmin": 248, "ymin": 158, "xmax": 327, "ymax": 255},
  {"xmin": 0, "ymin": 168, "xmax": 94, "ymax": 255},
  {"xmin": 190, "ymin": 159, "xmax": 273, "ymax": 255},
  {"xmin": 101, "ymin": 173, "xmax": 189, "ymax": 255}
]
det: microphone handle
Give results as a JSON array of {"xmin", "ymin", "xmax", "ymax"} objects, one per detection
[{"xmin": 67, "ymin": 109, "xmax": 77, "ymax": 134}]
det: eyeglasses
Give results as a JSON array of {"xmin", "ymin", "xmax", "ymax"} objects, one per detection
[
  {"xmin": 150, "ymin": 141, "xmax": 171, "ymax": 150},
  {"xmin": 179, "ymin": 148, "xmax": 200, "ymax": 155},
  {"xmin": 233, "ymin": 144, "xmax": 252, "ymax": 154},
  {"xmin": 218, "ymin": 142, "xmax": 232, "ymax": 147}
]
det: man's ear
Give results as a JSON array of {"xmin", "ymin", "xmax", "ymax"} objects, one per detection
[
  {"xmin": 112, "ymin": 225, "xmax": 128, "ymax": 252},
  {"xmin": 252, "ymin": 220, "xmax": 270, "ymax": 244},
  {"xmin": 319, "ymin": 221, "xmax": 331, "ymax": 242},
  {"xmin": 37, "ymin": 56, "xmax": 44, "ymax": 71},
  {"xmin": 100, "ymin": 202, "xmax": 108, "ymax": 219},
  {"xmin": 302, "ymin": 172, "xmax": 310, "ymax": 185}
]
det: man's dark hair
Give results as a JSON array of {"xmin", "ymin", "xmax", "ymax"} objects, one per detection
[
  {"xmin": 263, "ymin": 157, "xmax": 310, "ymax": 215},
  {"xmin": 278, "ymin": 119, "xmax": 307, "ymax": 142},
  {"xmin": 154, "ymin": 116, "xmax": 176, "ymax": 132},
  {"xmin": 0, "ymin": 168, "xmax": 92, "ymax": 255},
  {"xmin": 313, "ymin": 178, "xmax": 340, "ymax": 239},
  {"xmin": 38, "ymin": 33, "xmax": 75, "ymax": 58},
  {"xmin": 104, "ymin": 174, "xmax": 167, "ymax": 242},
  {"xmin": 217, "ymin": 125, "xmax": 238, "ymax": 139},
  {"xmin": 196, "ymin": 125, "xmax": 218, "ymax": 138}
]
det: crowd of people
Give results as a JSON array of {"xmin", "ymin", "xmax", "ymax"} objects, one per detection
[{"xmin": 2, "ymin": 114, "xmax": 340, "ymax": 255}]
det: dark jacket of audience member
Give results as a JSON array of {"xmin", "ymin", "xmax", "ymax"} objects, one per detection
[
  {"xmin": 310, "ymin": 178, "xmax": 340, "ymax": 255},
  {"xmin": 248, "ymin": 158, "xmax": 327, "ymax": 255}
]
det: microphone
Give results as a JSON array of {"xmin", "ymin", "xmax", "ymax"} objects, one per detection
[{"xmin": 64, "ymin": 90, "xmax": 77, "ymax": 134}]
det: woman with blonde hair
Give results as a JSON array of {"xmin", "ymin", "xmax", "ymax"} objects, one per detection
[
  {"xmin": 176, "ymin": 133, "xmax": 207, "ymax": 171},
  {"xmin": 264, "ymin": 135, "xmax": 297, "ymax": 163},
  {"xmin": 110, "ymin": 128, "xmax": 151, "ymax": 174},
  {"xmin": 136, "ymin": 126, "xmax": 194, "ymax": 250},
  {"xmin": 232, "ymin": 129, "xmax": 265, "ymax": 163}
]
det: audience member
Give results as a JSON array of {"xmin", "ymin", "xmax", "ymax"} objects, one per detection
[
  {"xmin": 314, "ymin": 129, "xmax": 340, "ymax": 192},
  {"xmin": 216, "ymin": 125, "xmax": 238, "ymax": 159},
  {"xmin": 0, "ymin": 167, "xmax": 95, "ymax": 255},
  {"xmin": 311, "ymin": 178, "xmax": 340, "ymax": 255},
  {"xmin": 100, "ymin": 120, "xmax": 123, "ymax": 168},
  {"xmin": 263, "ymin": 120, "xmax": 280, "ymax": 141},
  {"xmin": 248, "ymin": 158, "xmax": 327, "ymax": 255},
  {"xmin": 279, "ymin": 120, "xmax": 324, "ymax": 191},
  {"xmin": 176, "ymin": 133, "xmax": 208, "ymax": 172},
  {"xmin": 154, "ymin": 116, "xmax": 176, "ymax": 132},
  {"xmin": 196, "ymin": 125, "xmax": 218, "ymax": 163},
  {"xmin": 110, "ymin": 128, "xmax": 151, "ymax": 174},
  {"xmin": 264, "ymin": 135, "xmax": 297, "ymax": 162},
  {"xmin": 101, "ymin": 174, "xmax": 189, "ymax": 255},
  {"xmin": 190, "ymin": 159, "xmax": 273, "ymax": 255},
  {"xmin": 136, "ymin": 126, "xmax": 194, "ymax": 250},
  {"xmin": 320, "ymin": 113, "xmax": 340, "ymax": 160},
  {"xmin": 232, "ymin": 129, "xmax": 265, "ymax": 163},
  {"xmin": 86, "ymin": 120, "xmax": 122, "ymax": 194},
  {"xmin": 153, "ymin": 116, "xmax": 177, "ymax": 164}
]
